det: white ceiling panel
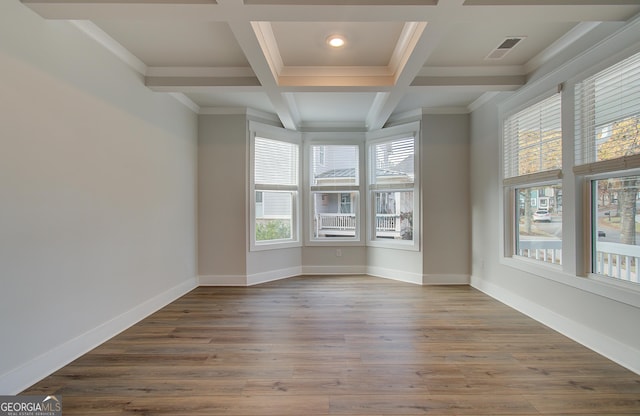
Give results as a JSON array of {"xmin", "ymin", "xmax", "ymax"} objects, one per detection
[
  {"xmin": 426, "ymin": 21, "xmax": 577, "ymax": 67},
  {"xmin": 271, "ymin": 22, "xmax": 404, "ymax": 67},
  {"xmin": 394, "ymin": 90, "xmax": 487, "ymax": 114},
  {"xmin": 294, "ymin": 92, "xmax": 377, "ymax": 123},
  {"xmin": 94, "ymin": 20, "xmax": 249, "ymax": 67}
]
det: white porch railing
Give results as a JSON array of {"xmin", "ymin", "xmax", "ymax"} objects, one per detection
[
  {"xmin": 518, "ymin": 239, "xmax": 640, "ymax": 284},
  {"xmin": 376, "ymin": 214, "xmax": 400, "ymax": 232},
  {"xmin": 518, "ymin": 239, "xmax": 562, "ymax": 264},
  {"xmin": 315, "ymin": 213, "xmax": 402, "ymax": 237},
  {"xmin": 318, "ymin": 213, "xmax": 356, "ymax": 230},
  {"xmin": 594, "ymin": 242, "xmax": 640, "ymax": 283}
]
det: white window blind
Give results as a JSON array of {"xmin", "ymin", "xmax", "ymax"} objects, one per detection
[
  {"xmin": 503, "ymin": 93, "xmax": 562, "ymax": 184},
  {"xmin": 254, "ymin": 137, "xmax": 299, "ymax": 188},
  {"xmin": 574, "ymin": 51, "xmax": 640, "ymax": 175},
  {"xmin": 311, "ymin": 145, "xmax": 359, "ymax": 187},
  {"xmin": 371, "ymin": 137, "xmax": 415, "ymax": 188}
]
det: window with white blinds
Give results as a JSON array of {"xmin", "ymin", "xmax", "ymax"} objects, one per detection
[
  {"xmin": 311, "ymin": 145, "xmax": 359, "ymax": 187},
  {"xmin": 368, "ymin": 135, "xmax": 416, "ymax": 244},
  {"xmin": 255, "ymin": 137, "xmax": 299, "ymax": 188},
  {"xmin": 574, "ymin": 51, "xmax": 640, "ymax": 285},
  {"xmin": 503, "ymin": 93, "xmax": 562, "ymax": 185},
  {"xmin": 574, "ymin": 51, "xmax": 640, "ymax": 175},
  {"xmin": 370, "ymin": 137, "xmax": 415, "ymax": 188},
  {"xmin": 252, "ymin": 134, "xmax": 300, "ymax": 247},
  {"xmin": 502, "ymin": 93, "xmax": 562, "ymax": 267}
]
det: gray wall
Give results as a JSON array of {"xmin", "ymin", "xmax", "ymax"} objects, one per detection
[
  {"xmin": 198, "ymin": 115, "xmax": 248, "ymax": 280},
  {"xmin": 422, "ymin": 114, "xmax": 471, "ymax": 281},
  {"xmin": 0, "ymin": 0, "xmax": 198, "ymax": 393}
]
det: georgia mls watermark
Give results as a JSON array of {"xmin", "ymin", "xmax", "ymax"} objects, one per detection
[{"xmin": 0, "ymin": 395, "xmax": 62, "ymax": 416}]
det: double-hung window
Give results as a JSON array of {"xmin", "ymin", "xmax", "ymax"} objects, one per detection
[
  {"xmin": 503, "ymin": 92, "xmax": 562, "ymax": 265},
  {"xmin": 367, "ymin": 124, "xmax": 419, "ymax": 248},
  {"xmin": 250, "ymin": 123, "xmax": 300, "ymax": 250},
  {"xmin": 309, "ymin": 143, "xmax": 361, "ymax": 241},
  {"xmin": 574, "ymin": 51, "xmax": 640, "ymax": 284}
]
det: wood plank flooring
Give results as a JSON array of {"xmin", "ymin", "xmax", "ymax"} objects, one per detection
[{"xmin": 23, "ymin": 275, "xmax": 640, "ymax": 415}]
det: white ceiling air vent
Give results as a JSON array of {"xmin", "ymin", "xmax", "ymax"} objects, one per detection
[{"xmin": 485, "ymin": 37, "xmax": 525, "ymax": 60}]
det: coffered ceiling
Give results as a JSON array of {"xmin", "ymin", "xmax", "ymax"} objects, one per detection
[{"xmin": 21, "ymin": 0, "xmax": 640, "ymax": 131}]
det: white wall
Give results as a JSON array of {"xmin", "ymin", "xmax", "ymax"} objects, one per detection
[
  {"xmin": 470, "ymin": 19, "xmax": 640, "ymax": 373},
  {"xmin": 0, "ymin": 1, "xmax": 198, "ymax": 393}
]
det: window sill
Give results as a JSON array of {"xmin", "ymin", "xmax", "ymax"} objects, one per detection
[
  {"xmin": 502, "ymin": 256, "xmax": 640, "ymax": 309},
  {"xmin": 305, "ymin": 240, "xmax": 364, "ymax": 247},
  {"xmin": 367, "ymin": 239, "xmax": 419, "ymax": 251},
  {"xmin": 251, "ymin": 240, "xmax": 302, "ymax": 251}
]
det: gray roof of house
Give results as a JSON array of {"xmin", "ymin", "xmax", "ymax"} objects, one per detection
[{"xmin": 316, "ymin": 167, "xmax": 408, "ymax": 178}]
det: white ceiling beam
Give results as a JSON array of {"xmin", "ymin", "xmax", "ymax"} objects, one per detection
[
  {"xmin": 411, "ymin": 75, "xmax": 525, "ymax": 87},
  {"xmin": 145, "ymin": 76, "xmax": 262, "ymax": 89},
  {"xmin": 366, "ymin": 21, "xmax": 448, "ymax": 130},
  {"xmin": 244, "ymin": 0, "xmax": 437, "ymax": 5},
  {"xmin": 227, "ymin": 19, "xmax": 299, "ymax": 130}
]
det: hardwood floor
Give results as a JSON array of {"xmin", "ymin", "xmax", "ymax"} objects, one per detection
[{"xmin": 23, "ymin": 275, "xmax": 640, "ymax": 415}]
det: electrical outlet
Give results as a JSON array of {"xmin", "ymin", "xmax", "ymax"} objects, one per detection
[{"xmin": 336, "ymin": 249, "xmax": 342, "ymax": 257}]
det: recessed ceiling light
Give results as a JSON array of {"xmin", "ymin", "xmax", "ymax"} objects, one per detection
[{"xmin": 327, "ymin": 35, "xmax": 346, "ymax": 48}]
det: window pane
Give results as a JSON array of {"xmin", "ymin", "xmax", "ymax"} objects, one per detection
[
  {"xmin": 255, "ymin": 191, "xmax": 293, "ymax": 242},
  {"xmin": 372, "ymin": 138, "xmax": 414, "ymax": 185},
  {"xmin": 575, "ymin": 51, "xmax": 640, "ymax": 166},
  {"xmin": 312, "ymin": 192, "xmax": 357, "ymax": 239},
  {"xmin": 515, "ymin": 184, "xmax": 562, "ymax": 265},
  {"xmin": 595, "ymin": 115, "xmax": 640, "ymax": 161},
  {"xmin": 374, "ymin": 191, "xmax": 413, "ymax": 240},
  {"xmin": 504, "ymin": 94, "xmax": 562, "ymax": 178},
  {"xmin": 311, "ymin": 145, "xmax": 359, "ymax": 186},
  {"xmin": 255, "ymin": 137, "xmax": 298, "ymax": 186},
  {"xmin": 593, "ymin": 176, "xmax": 640, "ymax": 284}
]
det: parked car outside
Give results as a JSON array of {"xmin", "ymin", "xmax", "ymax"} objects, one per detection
[{"xmin": 533, "ymin": 209, "xmax": 551, "ymax": 222}]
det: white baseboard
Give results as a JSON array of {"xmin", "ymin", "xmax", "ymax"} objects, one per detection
[
  {"xmin": 247, "ymin": 266, "xmax": 302, "ymax": 286},
  {"xmin": 422, "ymin": 274, "xmax": 470, "ymax": 285},
  {"xmin": 302, "ymin": 265, "xmax": 366, "ymax": 275},
  {"xmin": 367, "ymin": 266, "xmax": 423, "ymax": 285},
  {"xmin": 198, "ymin": 275, "xmax": 247, "ymax": 286},
  {"xmin": 0, "ymin": 277, "xmax": 198, "ymax": 395},
  {"xmin": 471, "ymin": 275, "xmax": 640, "ymax": 376}
]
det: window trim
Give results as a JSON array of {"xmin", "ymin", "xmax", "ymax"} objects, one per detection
[
  {"xmin": 366, "ymin": 121, "xmax": 420, "ymax": 251},
  {"xmin": 249, "ymin": 121, "xmax": 302, "ymax": 251}
]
